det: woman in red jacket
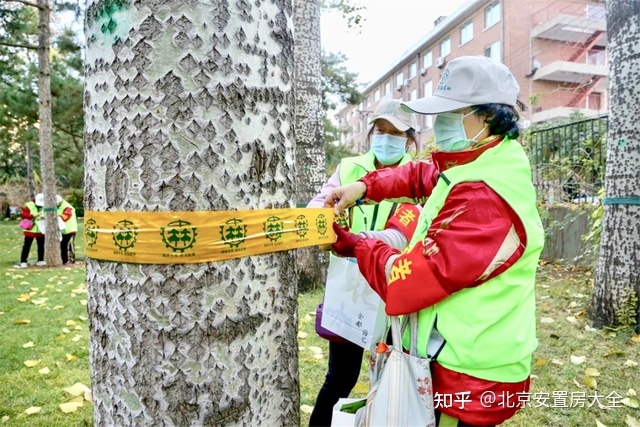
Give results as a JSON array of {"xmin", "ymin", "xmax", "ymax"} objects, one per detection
[{"xmin": 18, "ymin": 193, "xmax": 46, "ymax": 268}]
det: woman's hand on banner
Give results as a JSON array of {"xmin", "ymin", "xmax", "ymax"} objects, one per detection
[{"xmin": 323, "ymin": 181, "xmax": 367, "ymax": 216}]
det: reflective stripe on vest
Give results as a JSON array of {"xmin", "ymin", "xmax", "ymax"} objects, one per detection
[{"xmin": 407, "ymin": 138, "xmax": 545, "ymax": 382}]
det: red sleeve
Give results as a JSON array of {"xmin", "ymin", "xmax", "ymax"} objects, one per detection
[
  {"xmin": 381, "ymin": 182, "xmax": 526, "ymax": 315},
  {"xmin": 22, "ymin": 206, "xmax": 34, "ymax": 220},
  {"xmin": 353, "ymin": 238, "xmax": 400, "ymax": 302},
  {"xmin": 359, "ymin": 160, "xmax": 439, "ymax": 203},
  {"xmin": 60, "ymin": 206, "xmax": 73, "ymax": 222},
  {"xmin": 385, "ymin": 203, "xmax": 420, "ymax": 240}
]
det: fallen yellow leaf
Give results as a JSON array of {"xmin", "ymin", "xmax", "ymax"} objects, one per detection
[
  {"xmin": 297, "ymin": 331, "xmax": 308, "ymax": 339},
  {"xmin": 300, "ymin": 404, "xmax": 313, "ymax": 415},
  {"xmin": 53, "ymin": 305, "xmax": 64, "ymax": 310},
  {"xmin": 24, "ymin": 407, "xmax": 41, "ymax": 415},
  {"xmin": 540, "ymin": 317, "xmax": 555, "ymax": 324},
  {"xmin": 534, "ymin": 359, "xmax": 547, "ymax": 367},
  {"xmin": 621, "ymin": 397, "xmax": 640, "ymax": 408},
  {"xmin": 585, "ymin": 368, "xmax": 600, "ymax": 377},
  {"xmin": 625, "ymin": 414, "xmax": 640, "ymax": 427},
  {"xmin": 14, "ymin": 319, "xmax": 31, "ymax": 325},
  {"xmin": 22, "ymin": 342, "xmax": 35, "ymax": 349},
  {"xmin": 59, "ymin": 401, "xmax": 83, "ymax": 413},
  {"xmin": 632, "ymin": 335, "xmax": 640, "ymax": 344},
  {"xmin": 64, "ymin": 382, "xmax": 91, "ymax": 396},
  {"xmin": 629, "ymin": 389, "xmax": 637, "ymax": 397},
  {"xmin": 624, "ymin": 360, "xmax": 639, "ymax": 368},
  {"xmin": 308, "ymin": 346, "xmax": 323, "ymax": 354},
  {"xmin": 312, "ymin": 354, "xmax": 323, "ymax": 360},
  {"xmin": 66, "ymin": 320, "xmax": 76, "ymax": 326},
  {"xmin": 38, "ymin": 367, "xmax": 50, "ymax": 375},
  {"xmin": 84, "ymin": 391, "xmax": 93, "ymax": 403},
  {"xmin": 583, "ymin": 376, "xmax": 597, "ymax": 389},
  {"xmin": 570, "ymin": 355, "xmax": 586, "ymax": 365},
  {"xmin": 595, "ymin": 420, "xmax": 608, "ymax": 427},
  {"xmin": 71, "ymin": 335, "xmax": 81, "ymax": 342},
  {"xmin": 24, "ymin": 360, "xmax": 41, "ymax": 367},
  {"xmin": 66, "ymin": 354, "xmax": 78, "ymax": 362}
]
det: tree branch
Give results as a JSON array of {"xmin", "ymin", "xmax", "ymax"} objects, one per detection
[
  {"xmin": 3, "ymin": 0, "xmax": 42, "ymax": 9},
  {"xmin": 0, "ymin": 40, "xmax": 38, "ymax": 50}
]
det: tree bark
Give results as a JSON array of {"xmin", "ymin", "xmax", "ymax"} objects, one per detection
[
  {"xmin": 294, "ymin": 0, "xmax": 328, "ymax": 292},
  {"xmin": 84, "ymin": 0, "xmax": 299, "ymax": 425},
  {"xmin": 37, "ymin": 0, "xmax": 62, "ymax": 266},
  {"xmin": 589, "ymin": 0, "xmax": 640, "ymax": 330}
]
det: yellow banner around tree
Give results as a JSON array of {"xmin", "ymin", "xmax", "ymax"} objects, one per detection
[{"xmin": 83, "ymin": 208, "xmax": 336, "ymax": 264}]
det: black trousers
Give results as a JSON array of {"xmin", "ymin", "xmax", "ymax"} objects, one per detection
[
  {"xmin": 20, "ymin": 235, "xmax": 45, "ymax": 263},
  {"xmin": 309, "ymin": 340, "xmax": 364, "ymax": 426},
  {"xmin": 60, "ymin": 233, "xmax": 75, "ymax": 264}
]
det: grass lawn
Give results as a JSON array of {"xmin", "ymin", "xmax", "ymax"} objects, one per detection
[{"xmin": 1, "ymin": 221, "xmax": 638, "ymax": 426}]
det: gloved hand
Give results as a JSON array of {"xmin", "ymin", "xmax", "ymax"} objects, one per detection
[{"xmin": 331, "ymin": 222, "xmax": 362, "ymax": 258}]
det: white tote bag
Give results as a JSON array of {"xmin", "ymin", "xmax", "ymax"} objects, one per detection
[
  {"xmin": 321, "ymin": 254, "xmax": 387, "ymax": 349},
  {"xmin": 359, "ymin": 314, "xmax": 436, "ymax": 427}
]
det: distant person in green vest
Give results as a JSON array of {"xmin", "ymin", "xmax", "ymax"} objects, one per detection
[
  {"xmin": 18, "ymin": 193, "xmax": 46, "ymax": 268},
  {"xmin": 57, "ymin": 195, "xmax": 78, "ymax": 265},
  {"xmin": 325, "ymin": 56, "xmax": 545, "ymax": 426},
  {"xmin": 307, "ymin": 99, "xmax": 421, "ymax": 426}
]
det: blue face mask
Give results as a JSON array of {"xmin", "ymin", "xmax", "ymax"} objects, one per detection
[
  {"xmin": 371, "ymin": 134, "xmax": 407, "ymax": 165},
  {"xmin": 433, "ymin": 110, "xmax": 486, "ymax": 152}
]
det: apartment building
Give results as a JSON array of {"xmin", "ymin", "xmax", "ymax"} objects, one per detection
[{"xmin": 337, "ymin": 0, "xmax": 607, "ymax": 152}]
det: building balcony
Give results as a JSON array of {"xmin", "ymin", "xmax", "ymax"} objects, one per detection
[
  {"xmin": 531, "ymin": 14, "xmax": 607, "ymax": 46},
  {"xmin": 531, "ymin": 106, "xmax": 604, "ymax": 123},
  {"xmin": 533, "ymin": 61, "xmax": 608, "ymax": 84}
]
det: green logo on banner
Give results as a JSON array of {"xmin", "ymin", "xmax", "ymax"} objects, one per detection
[
  {"xmin": 263, "ymin": 215, "xmax": 284, "ymax": 242},
  {"xmin": 316, "ymin": 214, "xmax": 328, "ymax": 236},
  {"xmin": 295, "ymin": 214, "xmax": 309, "ymax": 238},
  {"xmin": 161, "ymin": 219, "xmax": 197, "ymax": 253},
  {"xmin": 113, "ymin": 219, "xmax": 138, "ymax": 250},
  {"xmin": 220, "ymin": 218, "xmax": 247, "ymax": 248},
  {"xmin": 85, "ymin": 218, "xmax": 99, "ymax": 247}
]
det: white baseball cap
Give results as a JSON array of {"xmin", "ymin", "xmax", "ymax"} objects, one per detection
[
  {"xmin": 35, "ymin": 193, "xmax": 44, "ymax": 207},
  {"xmin": 369, "ymin": 99, "xmax": 420, "ymax": 132},
  {"xmin": 402, "ymin": 56, "xmax": 520, "ymax": 114}
]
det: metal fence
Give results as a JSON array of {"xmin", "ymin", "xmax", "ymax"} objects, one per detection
[{"xmin": 525, "ymin": 115, "xmax": 608, "ymax": 204}]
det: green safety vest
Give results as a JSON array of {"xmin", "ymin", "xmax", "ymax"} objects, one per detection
[
  {"xmin": 406, "ymin": 138, "xmax": 545, "ymax": 383},
  {"xmin": 57, "ymin": 200, "xmax": 77, "ymax": 234},
  {"xmin": 339, "ymin": 151, "xmax": 411, "ymax": 232},
  {"xmin": 25, "ymin": 201, "xmax": 42, "ymax": 234}
]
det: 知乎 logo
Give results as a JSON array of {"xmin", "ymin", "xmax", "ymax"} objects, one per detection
[
  {"xmin": 263, "ymin": 215, "xmax": 284, "ymax": 242},
  {"xmin": 85, "ymin": 218, "xmax": 99, "ymax": 247},
  {"xmin": 295, "ymin": 214, "xmax": 308, "ymax": 238},
  {"xmin": 160, "ymin": 219, "xmax": 197, "ymax": 253},
  {"xmin": 220, "ymin": 218, "xmax": 247, "ymax": 248},
  {"xmin": 316, "ymin": 214, "xmax": 328, "ymax": 236},
  {"xmin": 112, "ymin": 219, "xmax": 138, "ymax": 250}
]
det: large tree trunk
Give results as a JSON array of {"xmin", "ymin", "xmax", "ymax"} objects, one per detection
[
  {"xmin": 26, "ymin": 139, "xmax": 35, "ymax": 199},
  {"xmin": 589, "ymin": 0, "xmax": 640, "ymax": 331},
  {"xmin": 37, "ymin": 0, "xmax": 61, "ymax": 266},
  {"xmin": 293, "ymin": 0, "xmax": 328, "ymax": 292},
  {"xmin": 84, "ymin": 1, "xmax": 299, "ymax": 425}
]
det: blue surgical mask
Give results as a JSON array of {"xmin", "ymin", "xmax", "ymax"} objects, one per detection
[
  {"xmin": 434, "ymin": 110, "xmax": 486, "ymax": 152},
  {"xmin": 371, "ymin": 134, "xmax": 407, "ymax": 165}
]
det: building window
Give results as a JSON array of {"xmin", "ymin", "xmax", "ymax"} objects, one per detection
[
  {"xmin": 440, "ymin": 37, "xmax": 451, "ymax": 57},
  {"xmin": 396, "ymin": 72, "xmax": 404, "ymax": 89},
  {"xmin": 423, "ymin": 51, "xmax": 432, "ymax": 69},
  {"xmin": 460, "ymin": 21, "xmax": 473, "ymax": 45},
  {"xmin": 385, "ymin": 81, "xmax": 391, "ymax": 95},
  {"xmin": 587, "ymin": 5, "xmax": 606, "ymax": 21},
  {"xmin": 485, "ymin": 41, "xmax": 501, "ymax": 62},
  {"xmin": 423, "ymin": 80, "xmax": 433, "ymax": 98},
  {"xmin": 410, "ymin": 89, "xmax": 418, "ymax": 101},
  {"xmin": 359, "ymin": 102, "xmax": 363, "ymax": 111},
  {"xmin": 364, "ymin": 96, "xmax": 370, "ymax": 108},
  {"xmin": 374, "ymin": 89, "xmax": 380, "ymax": 102},
  {"xmin": 587, "ymin": 48, "xmax": 606, "ymax": 66},
  {"xmin": 485, "ymin": 2, "xmax": 501, "ymax": 29},
  {"xmin": 409, "ymin": 62, "xmax": 417, "ymax": 78}
]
